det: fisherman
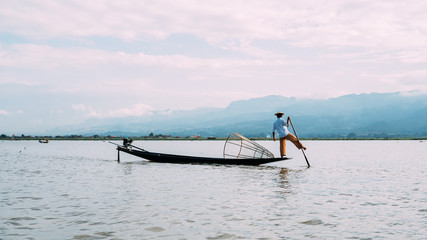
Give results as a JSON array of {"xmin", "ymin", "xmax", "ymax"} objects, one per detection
[{"xmin": 272, "ymin": 112, "xmax": 306, "ymax": 158}]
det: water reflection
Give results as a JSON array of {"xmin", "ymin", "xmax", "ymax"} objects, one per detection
[{"xmin": 120, "ymin": 161, "xmax": 149, "ymax": 175}]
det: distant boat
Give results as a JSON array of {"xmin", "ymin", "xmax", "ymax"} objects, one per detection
[
  {"xmin": 113, "ymin": 133, "xmax": 291, "ymax": 165},
  {"xmin": 39, "ymin": 139, "xmax": 49, "ymax": 143}
]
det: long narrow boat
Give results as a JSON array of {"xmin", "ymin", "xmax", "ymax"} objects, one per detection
[
  {"xmin": 117, "ymin": 146, "xmax": 291, "ymax": 165},
  {"xmin": 114, "ymin": 133, "xmax": 292, "ymax": 166}
]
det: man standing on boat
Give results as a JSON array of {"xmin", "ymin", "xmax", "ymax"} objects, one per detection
[{"xmin": 272, "ymin": 112, "xmax": 306, "ymax": 158}]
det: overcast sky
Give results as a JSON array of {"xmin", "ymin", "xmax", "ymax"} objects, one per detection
[{"xmin": 1, "ymin": 0, "xmax": 427, "ymax": 134}]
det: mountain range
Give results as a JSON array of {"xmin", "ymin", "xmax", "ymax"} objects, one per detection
[{"xmin": 51, "ymin": 92, "xmax": 427, "ymax": 138}]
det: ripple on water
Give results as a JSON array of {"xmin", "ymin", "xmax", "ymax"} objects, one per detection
[
  {"xmin": 1, "ymin": 140, "xmax": 426, "ymax": 239},
  {"xmin": 207, "ymin": 233, "xmax": 241, "ymax": 239},
  {"xmin": 71, "ymin": 234, "xmax": 94, "ymax": 240},
  {"xmin": 145, "ymin": 226, "xmax": 166, "ymax": 232},
  {"xmin": 300, "ymin": 219, "xmax": 323, "ymax": 225},
  {"xmin": 95, "ymin": 231, "xmax": 115, "ymax": 237},
  {"xmin": 9, "ymin": 217, "xmax": 37, "ymax": 221}
]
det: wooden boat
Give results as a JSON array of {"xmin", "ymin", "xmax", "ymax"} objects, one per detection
[
  {"xmin": 116, "ymin": 146, "xmax": 291, "ymax": 165},
  {"xmin": 114, "ymin": 133, "xmax": 292, "ymax": 165}
]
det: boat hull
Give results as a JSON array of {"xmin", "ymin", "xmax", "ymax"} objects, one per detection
[{"xmin": 117, "ymin": 147, "xmax": 291, "ymax": 165}]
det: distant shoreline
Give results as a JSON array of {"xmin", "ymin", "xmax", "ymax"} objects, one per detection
[{"xmin": 2, "ymin": 137, "xmax": 426, "ymax": 141}]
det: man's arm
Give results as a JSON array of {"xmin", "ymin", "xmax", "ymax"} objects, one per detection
[
  {"xmin": 272, "ymin": 132, "xmax": 276, "ymax": 141},
  {"xmin": 287, "ymin": 116, "xmax": 290, "ymax": 127}
]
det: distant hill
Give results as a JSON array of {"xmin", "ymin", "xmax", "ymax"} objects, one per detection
[{"xmin": 50, "ymin": 92, "xmax": 427, "ymax": 138}]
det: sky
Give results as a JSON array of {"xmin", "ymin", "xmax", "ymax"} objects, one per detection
[{"xmin": 1, "ymin": 0, "xmax": 427, "ymax": 135}]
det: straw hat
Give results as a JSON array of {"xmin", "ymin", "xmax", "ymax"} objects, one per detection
[{"xmin": 274, "ymin": 112, "xmax": 284, "ymax": 116}]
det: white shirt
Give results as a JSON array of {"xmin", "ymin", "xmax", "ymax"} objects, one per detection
[{"xmin": 273, "ymin": 117, "xmax": 290, "ymax": 138}]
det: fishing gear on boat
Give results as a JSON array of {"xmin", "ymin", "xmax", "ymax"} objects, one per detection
[{"xmin": 223, "ymin": 132, "xmax": 274, "ymax": 159}]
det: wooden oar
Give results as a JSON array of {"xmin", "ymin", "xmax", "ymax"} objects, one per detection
[{"xmin": 289, "ymin": 117, "xmax": 310, "ymax": 167}]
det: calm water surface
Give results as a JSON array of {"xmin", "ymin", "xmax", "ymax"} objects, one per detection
[{"xmin": 0, "ymin": 140, "xmax": 426, "ymax": 239}]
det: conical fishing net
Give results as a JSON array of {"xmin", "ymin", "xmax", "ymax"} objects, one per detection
[{"xmin": 223, "ymin": 133, "xmax": 274, "ymax": 159}]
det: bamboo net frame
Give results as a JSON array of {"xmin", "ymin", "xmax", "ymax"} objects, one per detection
[{"xmin": 223, "ymin": 133, "xmax": 274, "ymax": 159}]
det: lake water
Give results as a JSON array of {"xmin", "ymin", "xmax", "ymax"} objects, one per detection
[{"xmin": 0, "ymin": 140, "xmax": 426, "ymax": 239}]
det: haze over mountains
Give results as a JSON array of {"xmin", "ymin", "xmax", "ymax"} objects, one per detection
[{"xmin": 51, "ymin": 92, "xmax": 427, "ymax": 138}]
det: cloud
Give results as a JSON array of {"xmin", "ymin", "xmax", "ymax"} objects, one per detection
[
  {"xmin": 2, "ymin": 0, "xmax": 427, "ymax": 50},
  {"xmin": 0, "ymin": 110, "xmax": 9, "ymax": 115},
  {"xmin": 1, "ymin": 0, "xmax": 427, "ymax": 134},
  {"xmin": 0, "ymin": 44, "xmax": 114, "ymax": 68},
  {"xmin": 0, "ymin": 77, "xmax": 44, "ymax": 86},
  {"xmin": 1, "ymin": 0, "xmax": 280, "ymax": 41},
  {"xmin": 0, "ymin": 109, "xmax": 24, "ymax": 115},
  {"xmin": 72, "ymin": 104, "xmax": 101, "ymax": 118},
  {"xmin": 363, "ymin": 70, "xmax": 427, "ymax": 93},
  {"xmin": 0, "ymin": 44, "xmax": 290, "ymax": 69},
  {"xmin": 72, "ymin": 103, "xmax": 153, "ymax": 118},
  {"xmin": 107, "ymin": 104, "xmax": 153, "ymax": 118}
]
